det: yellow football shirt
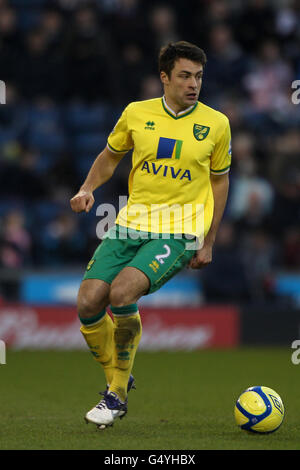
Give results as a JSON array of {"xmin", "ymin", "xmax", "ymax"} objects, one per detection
[{"xmin": 107, "ymin": 96, "xmax": 231, "ymax": 239}]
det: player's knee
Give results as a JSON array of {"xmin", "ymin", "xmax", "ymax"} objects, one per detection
[
  {"xmin": 77, "ymin": 288, "xmax": 106, "ymax": 319},
  {"xmin": 109, "ymin": 281, "xmax": 133, "ymax": 307},
  {"xmin": 77, "ymin": 279, "xmax": 110, "ymax": 319},
  {"xmin": 77, "ymin": 293, "xmax": 96, "ymax": 318}
]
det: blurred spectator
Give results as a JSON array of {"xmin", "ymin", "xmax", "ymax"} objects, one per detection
[
  {"xmin": 57, "ymin": 0, "xmax": 90, "ymax": 11},
  {"xmin": 243, "ymin": 39, "xmax": 294, "ymax": 114},
  {"xmin": 15, "ymin": 27, "xmax": 65, "ymax": 101},
  {"xmin": 218, "ymin": 95, "xmax": 248, "ymax": 133},
  {"xmin": 0, "ymin": 83, "xmax": 27, "ymax": 143},
  {"xmin": 0, "ymin": 146, "xmax": 47, "ymax": 201},
  {"xmin": 274, "ymin": 0, "xmax": 300, "ymax": 66},
  {"xmin": 40, "ymin": 7, "xmax": 65, "ymax": 56},
  {"xmin": 0, "ymin": 5, "xmax": 21, "ymax": 83},
  {"xmin": 203, "ymin": 0, "xmax": 233, "ymax": 26},
  {"xmin": 149, "ymin": 5, "xmax": 179, "ymax": 51},
  {"xmin": 267, "ymin": 128, "xmax": 300, "ymax": 237},
  {"xmin": 193, "ymin": 0, "xmax": 237, "ymax": 49},
  {"xmin": 118, "ymin": 43, "xmax": 151, "ymax": 104},
  {"xmin": 201, "ymin": 221, "xmax": 250, "ymax": 302},
  {"xmin": 269, "ymin": 129, "xmax": 300, "ymax": 189},
  {"xmin": 282, "ymin": 226, "xmax": 300, "ymax": 270},
  {"xmin": 241, "ymin": 229, "xmax": 277, "ymax": 301},
  {"xmin": 139, "ymin": 75, "xmax": 162, "ymax": 100},
  {"xmin": 102, "ymin": 0, "xmax": 150, "ymax": 67},
  {"xmin": 63, "ymin": 5, "xmax": 116, "ymax": 102},
  {"xmin": 0, "ymin": 5, "xmax": 20, "ymax": 50},
  {"xmin": 203, "ymin": 23, "xmax": 249, "ymax": 104},
  {"xmin": 24, "ymin": 97, "xmax": 66, "ymax": 159},
  {"xmin": 269, "ymin": 170, "xmax": 300, "ymax": 238},
  {"xmin": 47, "ymin": 151, "xmax": 80, "ymax": 200},
  {"xmin": 0, "ymin": 210, "xmax": 32, "ymax": 268},
  {"xmin": 235, "ymin": 0, "xmax": 276, "ymax": 52},
  {"xmin": 228, "ymin": 132, "xmax": 274, "ymax": 224},
  {"xmin": 38, "ymin": 213, "xmax": 86, "ymax": 266}
]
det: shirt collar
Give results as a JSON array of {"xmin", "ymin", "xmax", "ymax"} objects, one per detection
[{"xmin": 162, "ymin": 95, "xmax": 198, "ymax": 119}]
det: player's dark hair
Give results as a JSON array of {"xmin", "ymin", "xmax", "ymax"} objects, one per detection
[{"xmin": 158, "ymin": 41, "xmax": 207, "ymax": 77}]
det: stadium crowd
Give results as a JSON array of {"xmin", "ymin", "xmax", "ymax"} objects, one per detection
[{"xmin": 0, "ymin": 0, "xmax": 300, "ymax": 303}]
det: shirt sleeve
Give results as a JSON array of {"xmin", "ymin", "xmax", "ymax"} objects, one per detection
[
  {"xmin": 210, "ymin": 118, "xmax": 232, "ymax": 175},
  {"xmin": 107, "ymin": 106, "xmax": 134, "ymax": 154}
]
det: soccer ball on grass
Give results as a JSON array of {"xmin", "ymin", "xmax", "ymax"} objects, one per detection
[{"xmin": 234, "ymin": 386, "xmax": 284, "ymax": 433}]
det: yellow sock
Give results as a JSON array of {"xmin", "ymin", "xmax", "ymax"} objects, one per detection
[
  {"xmin": 109, "ymin": 304, "xmax": 142, "ymax": 402},
  {"xmin": 79, "ymin": 310, "xmax": 115, "ymax": 385}
]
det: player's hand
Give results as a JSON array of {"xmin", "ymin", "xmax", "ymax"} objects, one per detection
[
  {"xmin": 188, "ymin": 244, "xmax": 213, "ymax": 269},
  {"xmin": 70, "ymin": 189, "xmax": 95, "ymax": 213}
]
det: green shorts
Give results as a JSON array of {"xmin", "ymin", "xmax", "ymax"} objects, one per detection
[{"xmin": 83, "ymin": 225, "xmax": 196, "ymax": 294}]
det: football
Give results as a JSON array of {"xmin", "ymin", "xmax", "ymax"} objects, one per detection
[{"xmin": 234, "ymin": 386, "xmax": 285, "ymax": 433}]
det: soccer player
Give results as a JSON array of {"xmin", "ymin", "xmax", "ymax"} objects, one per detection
[{"xmin": 70, "ymin": 41, "xmax": 231, "ymax": 429}]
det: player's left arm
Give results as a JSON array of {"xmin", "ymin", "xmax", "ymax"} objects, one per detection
[
  {"xmin": 189, "ymin": 116, "xmax": 231, "ymax": 269},
  {"xmin": 189, "ymin": 173, "xmax": 229, "ymax": 269}
]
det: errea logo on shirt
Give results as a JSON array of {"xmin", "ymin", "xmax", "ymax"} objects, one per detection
[{"xmin": 145, "ymin": 121, "xmax": 155, "ymax": 130}]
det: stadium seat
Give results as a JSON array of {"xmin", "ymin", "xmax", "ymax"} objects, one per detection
[
  {"xmin": 74, "ymin": 154, "xmax": 98, "ymax": 180},
  {"xmin": 13, "ymin": 7, "xmax": 43, "ymax": 32},
  {"xmin": 26, "ymin": 105, "xmax": 66, "ymax": 155},
  {"xmin": 26, "ymin": 104, "xmax": 62, "ymax": 127},
  {"xmin": 32, "ymin": 201, "xmax": 64, "ymax": 227},
  {"xmin": 0, "ymin": 129, "xmax": 20, "ymax": 145},
  {"xmin": 0, "ymin": 201, "xmax": 25, "ymax": 217},
  {"xmin": 10, "ymin": 0, "xmax": 48, "ymax": 7},
  {"xmin": 26, "ymin": 130, "xmax": 66, "ymax": 155},
  {"xmin": 72, "ymin": 133, "xmax": 107, "ymax": 157},
  {"xmin": 64, "ymin": 103, "xmax": 112, "ymax": 134},
  {"xmin": 33, "ymin": 153, "xmax": 58, "ymax": 174}
]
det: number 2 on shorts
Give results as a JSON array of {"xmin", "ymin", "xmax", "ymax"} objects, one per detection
[{"xmin": 155, "ymin": 244, "xmax": 171, "ymax": 265}]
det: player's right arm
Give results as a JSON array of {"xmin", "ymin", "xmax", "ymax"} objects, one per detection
[
  {"xmin": 70, "ymin": 146, "xmax": 126, "ymax": 213},
  {"xmin": 71, "ymin": 105, "xmax": 133, "ymax": 213}
]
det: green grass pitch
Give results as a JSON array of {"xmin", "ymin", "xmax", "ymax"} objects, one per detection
[{"xmin": 1, "ymin": 347, "xmax": 300, "ymax": 450}]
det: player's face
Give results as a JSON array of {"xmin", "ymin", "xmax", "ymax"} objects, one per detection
[{"xmin": 161, "ymin": 58, "xmax": 203, "ymax": 111}]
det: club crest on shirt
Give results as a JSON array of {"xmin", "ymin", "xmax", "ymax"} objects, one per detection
[{"xmin": 193, "ymin": 124, "xmax": 210, "ymax": 141}]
